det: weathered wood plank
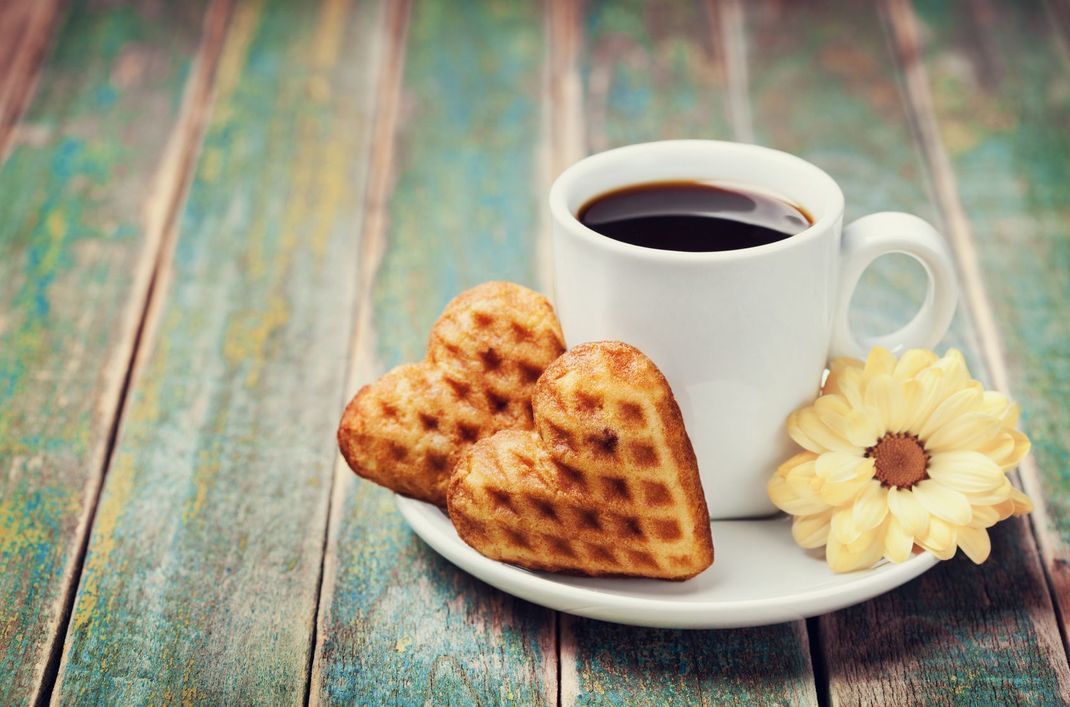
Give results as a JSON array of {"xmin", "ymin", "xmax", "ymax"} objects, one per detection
[
  {"xmin": 559, "ymin": 2, "xmax": 818, "ymax": 705},
  {"xmin": 310, "ymin": 0, "xmax": 558, "ymax": 704},
  {"xmin": 562, "ymin": 620, "xmax": 816, "ymax": 706},
  {"xmin": 902, "ymin": 0, "xmax": 1070, "ymax": 648},
  {"xmin": 582, "ymin": 0, "xmax": 731, "ymax": 152},
  {"xmin": 0, "ymin": 1, "xmax": 218, "ymax": 700},
  {"xmin": 53, "ymin": 0, "xmax": 384, "ymax": 701},
  {"xmin": 740, "ymin": 0, "xmax": 1070, "ymax": 701},
  {"xmin": 0, "ymin": 0, "xmax": 61, "ymax": 158},
  {"xmin": 818, "ymin": 526, "xmax": 1070, "ymax": 703}
]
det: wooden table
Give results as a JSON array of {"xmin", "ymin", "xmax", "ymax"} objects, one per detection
[{"xmin": 2, "ymin": 0, "xmax": 1069, "ymax": 703}]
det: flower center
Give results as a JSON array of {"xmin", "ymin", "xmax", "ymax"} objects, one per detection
[{"xmin": 866, "ymin": 432, "xmax": 929, "ymax": 488}]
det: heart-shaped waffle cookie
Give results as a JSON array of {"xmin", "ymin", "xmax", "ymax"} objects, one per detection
[
  {"xmin": 337, "ymin": 282, "xmax": 565, "ymax": 506},
  {"xmin": 447, "ymin": 341, "xmax": 714, "ymax": 580}
]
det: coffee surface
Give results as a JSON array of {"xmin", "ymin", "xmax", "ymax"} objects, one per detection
[{"xmin": 578, "ymin": 181, "xmax": 812, "ymax": 253}]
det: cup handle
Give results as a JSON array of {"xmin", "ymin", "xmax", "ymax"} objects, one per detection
[{"xmin": 830, "ymin": 212, "xmax": 958, "ymax": 359}]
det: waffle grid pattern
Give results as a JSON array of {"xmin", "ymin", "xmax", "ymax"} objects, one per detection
[
  {"xmin": 449, "ymin": 342, "xmax": 713, "ymax": 580},
  {"xmin": 338, "ymin": 282, "xmax": 565, "ymax": 506}
]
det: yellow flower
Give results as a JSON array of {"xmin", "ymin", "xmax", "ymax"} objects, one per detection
[{"xmin": 768, "ymin": 347, "xmax": 1033, "ymax": 573}]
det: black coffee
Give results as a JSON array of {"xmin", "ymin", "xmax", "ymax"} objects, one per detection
[{"xmin": 578, "ymin": 181, "xmax": 812, "ymax": 252}]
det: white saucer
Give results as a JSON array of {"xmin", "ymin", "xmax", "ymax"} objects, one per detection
[{"xmin": 396, "ymin": 496, "xmax": 939, "ymax": 629}]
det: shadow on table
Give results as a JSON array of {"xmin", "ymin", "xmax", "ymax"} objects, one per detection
[
  {"xmin": 563, "ymin": 614, "xmax": 815, "ymax": 703},
  {"xmin": 404, "ymin": 534, "xmax": 814, "ymax": 703}
]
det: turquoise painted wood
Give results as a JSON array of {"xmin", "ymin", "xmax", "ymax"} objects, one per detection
[
  {"xmin": 53, "ymin": 0, "xmax": 384, "ymax": 700},
  {"xmin": 911, "ymin": 0, "xmax": 1070, "ymax": 636},
  {"xmin": 562, "ymin": 620, "xmax": 815, "ymax": 705},
  {"xmin": 820, "ymin": 530, "xmax": 1070, "ymax": 703},
  {"xmin": 1, "ymin": 0, "xmax": 1067, "ymax": 702},
  {"xmin": 560, "ymin": 1, "xmax": 818, "ymax": 704},
  {"xmin": 580, "ymin": 0, "xmax": 731, "ymax": 151},
  {"xmin": 369, "ymin": 0, "xmax": 550, "ymax": 365},
  {"xmin": 311, "ymin": 0, "xmax": 557, "ymax": 704},
  {"xmin": 741, "ymin": 0, "xmax": 1070, "ymax": 701},
  {"xmin": 0, "ymin": 1, "xmax": 209, "ymax": 700}
]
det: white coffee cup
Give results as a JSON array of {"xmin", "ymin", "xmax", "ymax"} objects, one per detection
[{"xmin": 549, "ymin": 140, "xmax": 957, "ymax": 519}]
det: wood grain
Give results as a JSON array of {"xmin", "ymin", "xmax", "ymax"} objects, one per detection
[
  {"xmin": 0, "ymin": 0, "xmax": 61, "ymax": 159},
  {"xmin": 582, "ymin": 0, "xmax": 731, "ymax": 153},
  {"xmin": 53, "ymin": 0, "xmax": 384, "ymax": 701},
  {"xmin": 898, "ymin": 0, "xmax": 1070, "ymax": 649},
  {"xmin": 559, "ymin": 2, "xmax": 818, "ymax": 704},
  {"xmin": 562, "ymin": 620, "xmax": 816, "ymax": 706},
  {"xmin": 0, "ymin": 1, "xmax": 216, "ymax": 701},
  {"xmin": 739, "ymin": 0, "xmax": 1070, "ymax": 701},
  {"xmin": 819, "ymin": 522, "xmax": 1070, "ymax": 703},
  {"xmin": 310, "ymin": 0, "xmax": 558, "ymax": 704}
]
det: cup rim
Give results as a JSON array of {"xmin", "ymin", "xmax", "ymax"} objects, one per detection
[{"xmin": 548, "ymin": 139, "xmax": 846, "ymax": 263}]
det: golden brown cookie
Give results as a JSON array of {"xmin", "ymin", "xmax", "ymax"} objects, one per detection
[
  {"xmin": 447, "ymin": 341, "xmax": 714, "ymax": 580},
  {"xmin": 337, "ymin": 282, "xmax": 565, "ymax": 506}
]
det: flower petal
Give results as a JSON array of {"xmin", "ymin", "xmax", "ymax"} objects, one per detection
[
  {"xmin": 769, "ymin": 476, "xmax": 803, "ymax": 514},
  {"xmin": 977, "ymin": 479, "xmax": 1030, "ymax": 517},
  {"xmin": 776, "ymin": 457, "xmax": 822, "ymax": 506},
  {"xmin": 864, "ymin": 347, "xmax": 896, "ymax": 378},
  {"xmin": 909, "ymin": 353, "xmax": 976, "ymax": 432},
  {"xmin": 990, "ymin": 497, "xmax": 1015, "ymax": 522},
  {"xmin": 887, "ymin": 487, "xmax": 931, "ymax": 536},
  {"xmin": 927, "ymin": 451, "xmax": 1005, "ymax": 493},
  {"xmin": 827, "ymin": 531, "xmax": 883, "ymax": 573},
  {"xmin": 978, "ymin": 391, "xmax": 1012, "ymax": 420},
  {"xmin": 1009, "ymin": 485, "xmax": 1034, "ymax": 515},
  {"xmin": 1002, "ymin": 429, "xmax": 1031, "ymax": 470},
  {"xmin": 935, "ymin": 349, "xmax": 973, "ymax": 390},
  {"xmin": 786, "ymin": 408, "xmax": 822, "ymax": 453},
  {"xmin": 957, "ymin": 525, "xmax": 992, "ymax": 564},
  {"xmin": 916, "ymin": 384, "xmax": 984, "ymax": 441},
  {"xmin": 883, "ymin": 517, "xmax": 915, "ymax": 563},
  {"xmin": 1003, "ymin": 401, "xmax": 1021, "ymax": 429},
  {"xmin": 815, "ymin": 451, "xmax": 872, "ymax": 483},
  {"xmin": 912, "ymin": 480, "xmax": 972, "ymax": 526},
  {"xmin": 788, "ymin": 407, "xmax": 860, "ymax": 454},
  {"xmin": 783, "ymin": 456, "xmax": 817, "ymax": 480},
  {"xmin": 776, "ymin": 347, "xmax": 1027, "ymax": 572},
  {"xmin": 835, "ymin": 365, "xmax": 866, "ymax": 409},
  {"xmin": 848, "ymin": 532, "xmax": 885, "ymax": 572},
  {"xmin": 825, "ymin": 537, "xmax": 852, "ymax": 573},
  {"xmin": 919, "ymin": 517, "xmax": 957, "ymax": 560},
  {"xmin": 969, "ymin": 504, "xmax": 1002, "ymax": 529},
  {"xmin": 776, "ymin": 451, "xmax": 819, "ymax": 477},
  {"xmin": 820, "ymin": 473, "xmax": 874, "ymax": 506},
  {"xmin": 830, "ymin": 507, "xmax": 863, "ymax": 544},
  {"xmin": 842, "ymin": 410, "xmax": 885, "ymax": 448},
  {"xmin": 893, "ymin": 349, "xmax": 938, "ymax": 381},
  {"xmin": 852, "ymin": 481, "xmax": 889, "ymax": 531},
  {"xmin": 976, "ymin": 432, "xmax": 1015, "ymax": 468},
  {"xmin": 980, "ymin": 430, "xmax": 1031, "ymax": 470},
  {"xmin": 812, "ymin": 393, "xmax": 852, "ymax": 430},
  {"xmin": 814, "ymin": 396, "xmax": 882, "ymax": 449},
  {"xmin": 792, "ymin": 511, "xmax": 833, "ymax": 549},
  {"xmin": 965, "ymin": 476, "xmax": 1013, "ymax": 506},
  {"xmin": 897, "ymin": 379, "xmax": 927, "ymax": 432},
  {"xmin": 864, "ymin": 373, "xmax": 909, "ymax": 433},
  {"xmin": 769, "ymin": 469, "xmax": 827, "ymax": 516},
  {"xmin": 925, "ymin": 412, "xmax": 1002, "ymax": 453},
  {"xmin": 906, "ymin": 372, "xmax": 952, "ymax": 435},
  {"xmin": 824, "ymin": 357, "xmax": 863, "ymax": 398}
]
